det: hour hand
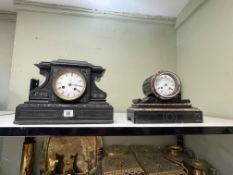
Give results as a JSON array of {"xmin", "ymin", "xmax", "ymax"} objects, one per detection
[{"xmin": 169, "ymin": 87, "xmax": 174, "ymax": 91}]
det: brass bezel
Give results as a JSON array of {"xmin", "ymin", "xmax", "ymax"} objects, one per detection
[
  {"xmin": 151, "ymin": 71, "xmax": 181, "ymax": 100},
  {"xmin": 52, "ymin": 68, "xmax": 87, "ymax": 101}
]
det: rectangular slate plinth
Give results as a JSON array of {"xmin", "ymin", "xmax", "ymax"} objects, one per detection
[
  {"xmin": 15, "ymin": 102, "xmax": 113, "ymax": 124},
  {"xmin": 127, "ymin": 108, "xmax": 203, "ymax": 124}
]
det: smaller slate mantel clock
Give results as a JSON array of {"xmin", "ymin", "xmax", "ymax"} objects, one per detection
[
  {"xmin": 127, "ymin": 71, "xmax": 203, "ymax": 123},
  {"xmin": 15, "ymin": 59, "xmax": 113, "ymax": 124}
]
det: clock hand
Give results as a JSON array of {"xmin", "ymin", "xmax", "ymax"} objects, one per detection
[
  {"xmin": 71, "ymin": 84, "xmax": 83, "ymax": 87},
  {"xmin": 169, "ymin": 87, "xmax": 173, "ymax": 91},
  {"xmin": 68, "ymin": 82, "xmax": 83, "ymax": 87}
]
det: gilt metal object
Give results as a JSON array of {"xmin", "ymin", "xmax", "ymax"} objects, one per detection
[
  {"xmin": 102, "ymin": 155, "xmax": 145, "ymax": 175},
  {"xmin": 164, "ymin": 145, "xmax": 196, "ymax": 166},
  {"xmin": 136, "ymin": 154, "xmax": 188, "ymax": 175},
  {"xmin": 184, "ymin": 158, "xmax": 217, "ymax": 175},
  {"xmin": 129, "ymin": 145, "xmax": 188, "ymax": 175},
  {"xmin": 164, "ymin": 145, "xmax": 185, "ymax": 164},
  {"xmin": 19, "ymin": 137, "xmax": 35, "ymax": 175},
  {"xmin": 40, "ymin": 136, "xmax": 103, "ymax": 175}
]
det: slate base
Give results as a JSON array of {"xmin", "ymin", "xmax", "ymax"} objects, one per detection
[
  {"xmin": 127, "ymin": 106, "xmax": 203, "ymax": 124},
  {"xmin": 15, "ymin": 102, "xmax": 113, "ymax": 124}
]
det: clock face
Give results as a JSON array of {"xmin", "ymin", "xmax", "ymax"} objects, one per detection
[
  {"xmin": 52, "ymin": 69, "xmax": 86, "ymax": 101},
  {"xmin": 153, "ymin": 71, "xmax": 180, "ymax": 99}
]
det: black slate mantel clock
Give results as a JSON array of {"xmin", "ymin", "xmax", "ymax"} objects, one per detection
[
  {"xmin": 15, "ymin": 59, "xmax": 113, "ymax": 124},
  {"xmin": 127, "ymin": 71, "xmax": 203, "ymax": 123}
]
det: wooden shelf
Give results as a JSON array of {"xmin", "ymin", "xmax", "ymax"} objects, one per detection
[{"xmin": 0, "ymin": 111, "xmax": 233, "ymax": 136}]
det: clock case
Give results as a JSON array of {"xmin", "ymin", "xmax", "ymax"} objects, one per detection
[
  {"xmin": 127, "ymin": 73, "xmax": 203, "ymax": 123},
  {"xmin": 15, "ymin": 59, "xmax": 113, "ymax": 124}
]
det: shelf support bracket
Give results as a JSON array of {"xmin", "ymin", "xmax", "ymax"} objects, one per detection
[{"xmin": 176, "ymin": 135, "xmax": 184, "ymax": 147}]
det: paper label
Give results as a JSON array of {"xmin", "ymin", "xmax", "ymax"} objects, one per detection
[{"xmin": 63, "ymin": 110, "xmax": 74, "ymax": 118}]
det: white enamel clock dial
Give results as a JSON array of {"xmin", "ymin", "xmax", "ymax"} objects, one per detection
[
  {"xmin": 52, "ymin": 69, "xmax": 86, "ymax": 101},
  {"xmin": 153, "ymin": 71, "xmax": 181, "ymax": 99}
]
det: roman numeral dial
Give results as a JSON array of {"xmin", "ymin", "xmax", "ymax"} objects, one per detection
[
  {"xmin": 153, "ymin": 71, "xmax": 181, "ymax": 100},
  {"xmin": 52, "ymin": 69, "xmax": 86, "ymax": 101}
]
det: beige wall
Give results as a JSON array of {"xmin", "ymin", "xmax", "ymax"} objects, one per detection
[
  {"xmin": 0, "ymin": 19, "xmax": 15, "ymax": 110},
  {"xmin": 8, "ymin": 10, "xmax": 177, "ymax": 111},
  {"xmin": 176, "ymin": 0, "xmax": 233, "ymax": 118},
  {"xmin": 0, "ymin": 137, "xmax": 24, "ymax": 175},
  {"xmin": 0, "ymin": 13, "xmax": 16, "ymax": 175},
  {"xmin": 176, "ymin": 1, "xmax": 233, "ymax": 174}
]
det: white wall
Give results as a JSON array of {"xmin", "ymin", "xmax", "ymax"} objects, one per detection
[
  {"xmin": 0, "ymin": 19, "xmax": 15, "ymax": 110},
  {"xmin": 8, "ymin": 10, "xmax": 177, "ymax": 111},
  {"xmin": 176, "ymin": 1, "xmax": 233, "ymax": 174}
]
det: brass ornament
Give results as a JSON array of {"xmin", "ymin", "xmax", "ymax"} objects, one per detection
[
  {"xmin": 167, "ymin": 145, "xmax": 183, "ymax": 157},
  {"xmin": 164, "ymin": 145, "xmax": 186, "ymax": 164},
  {"xmin": 19, "ymin": 137, "xmax": 35, "ymax": 175},
  {"xmin": 102, "ymin": 144, "xmax": 189, "ymax": 175},
  {"xmin": 102, "ymin": 155, "xmax": 145, "ymax": 175},
  {"xmin": 136, "ymin": 154, "xmax": 188, "ymax": 175},
  {"xmin": 40, "ymin": 136, "xmax": 103, "ymax": 175},
  {"xmin": 129, "ymin": 145, "xmax": 188, "ymax": 175},
  {"xmin": 184, "ymin": 158, "xmax": 217, "ymax": 175}
]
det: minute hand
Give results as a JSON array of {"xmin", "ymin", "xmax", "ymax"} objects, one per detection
[{"xmin": 71, "ymin": 84, "xmax": 83, "ymax": 87}]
